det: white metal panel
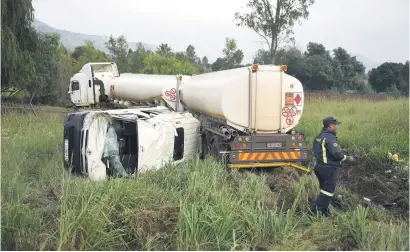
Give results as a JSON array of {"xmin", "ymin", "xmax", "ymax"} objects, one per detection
[
  {"xmin": 137, "ymin": 120, "xmax": 165, "ymax": 172},
  {"xmin": 102, "ymin": 74, "xmax": 189, "ymax": 103},
  {"xmin": 280, "ymin": 73, "xmax": 304, "ymax": 133},
  {"xmin": 70, "ymin": 73, "xmax": 91, "ymax": 106},
  {"xmin": 137, "ymin": 112, "xmax": 201, "ymax": 171},
  {"xmin": 86, "ymin": 114, "xmax": 108, "ymax": 180},
  {"xmin": 181, "ymin": 67, "xmax": 249, "ymax": 124}
]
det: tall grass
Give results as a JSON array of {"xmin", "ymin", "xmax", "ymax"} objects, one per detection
[
  {"xmin": 296, "ymin": 98, "xmax": 409, "ymax": 166},
  {"xmin": 1, "ymin": 99, "xmax": 409, "ymax": 251}
]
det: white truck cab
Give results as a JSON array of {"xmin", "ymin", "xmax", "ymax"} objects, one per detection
[
  {"xmin": 63, "ymin": 106, "xmax": 200, "ymax": 180},
  {"xmin": 68, "ymin": 62, "xmax": 119, "ymax": 107}
]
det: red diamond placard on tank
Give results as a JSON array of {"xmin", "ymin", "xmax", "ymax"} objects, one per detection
[{"xmin": 294, "ymin": 93, "xmax": 302, "ymax": 105}]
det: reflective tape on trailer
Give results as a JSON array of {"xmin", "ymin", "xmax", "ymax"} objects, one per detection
[{"xmin": 238, "ymin": 152, "xmax": 301, "ymax": 161}]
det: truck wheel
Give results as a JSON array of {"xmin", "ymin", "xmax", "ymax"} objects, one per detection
[
  {"xmin": 200, "ymin": 133, "xmax": 208, "ymax": 159},
  {"xmin": 209, "ymin": 137, "xmax": 230, "ymax": 169},
  {"xmin": 210, "ymin": 140, "xmax": 221, "ymax": 162}
]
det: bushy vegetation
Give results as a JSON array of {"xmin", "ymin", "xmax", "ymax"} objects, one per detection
[
  {"xmin": 2, "ymin": 98, "xmax": 408, "ymax": 251},
  {"xmin": 2, "ymin": 0, "xmax": 409, "ymax": 108}
]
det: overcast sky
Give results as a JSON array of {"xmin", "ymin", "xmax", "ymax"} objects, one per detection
[{"xmin": 33, "ymin": 0, "xmax": 409, "ymax": 65}]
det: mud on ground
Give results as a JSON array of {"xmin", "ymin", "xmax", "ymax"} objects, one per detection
[
  {"xmin": 255, "ymin": 157, "xmax": 409, "ymax": 218},
  {"xmin": 338, "ymin": 158, "xmax": 409, "ymax": 218}
]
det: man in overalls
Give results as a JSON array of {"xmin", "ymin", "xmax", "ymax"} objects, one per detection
[{"xmin": 310, "ymin": 117, "xmax": 354, "ymax": 216}]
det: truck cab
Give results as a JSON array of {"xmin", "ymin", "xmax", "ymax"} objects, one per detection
[
  {"xmin": 63, "ymin": 107, "xmax": 200, "ymax": 180},
  {"xmin": 68, "ymin": 62, "xmax": 119, "ymax": 107}
]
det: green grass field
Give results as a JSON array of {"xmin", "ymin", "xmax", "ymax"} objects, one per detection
[{"xmin": 1, "ymin": 98, "xmax": 409, "ymax": 250}]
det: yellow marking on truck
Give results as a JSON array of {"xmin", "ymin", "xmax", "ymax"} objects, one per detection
[
  {"xmin": 189, "ymin": 108, "xmax": 226, "ymax": 119},
  {"xmin": 228, "ymin": 162, "xmax": 311, "ymax": 173},
  {"xmin": 290, "ymin": 152, "xmax": 297, "ymax": 159}
]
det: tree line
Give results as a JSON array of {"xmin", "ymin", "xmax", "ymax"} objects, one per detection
[
  {"xmin": 1, "ymin": 0, "xmax": 408, "ymax": 107},
  {"xmin": 256, "ymin": 44, "xmax": 409, "ymax": 96}
]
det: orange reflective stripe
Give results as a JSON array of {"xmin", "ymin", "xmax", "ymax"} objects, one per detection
[{"xmin": 238, "ymin": 152, "xmax": 301, "ymax": 161}]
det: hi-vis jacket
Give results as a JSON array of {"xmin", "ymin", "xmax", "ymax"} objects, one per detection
[{"xmin": 312, "ymin": 129, "xmax": 348, "ymax": 166}]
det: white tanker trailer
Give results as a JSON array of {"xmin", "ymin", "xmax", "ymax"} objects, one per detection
[
  {"xmin": 68, "ymin": 62, "xmax": 188, "ymax": 108},
  {"xmin": 67, "ymin": 62, "xmax": 310, "ymax": 175},
  {"xmin": 172, "ymin": 64, "xmax": 309, "ymax": 171}
]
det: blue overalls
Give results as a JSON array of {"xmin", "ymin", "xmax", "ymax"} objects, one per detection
[{"xmin": 310, "ymin": 128, "xmax": 348, "ymax": 215}]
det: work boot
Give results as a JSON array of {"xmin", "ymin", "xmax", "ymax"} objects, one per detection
[
  {"xmin": 309, "ymin": 206, "xmax": 333, "ymax": 218},
  {"xmin": 323, "ymin": 208, "xmax": 333, "ymax": 217}
]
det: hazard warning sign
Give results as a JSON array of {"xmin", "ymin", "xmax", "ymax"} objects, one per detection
[
  {"xmin": 285, "ymin": 92, "xmax": 294, "ymax": 105},
  {"xmin": 293, "ymin": 92, "xmax": 303, "ymax": 106}
]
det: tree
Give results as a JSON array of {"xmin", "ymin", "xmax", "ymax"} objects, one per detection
[
  {"xmin": 1, "ymin": 0, "xmax": 38, "ymax": 91},
  {"xmin": 304, "ymin": 42, "xmax": 330, "ymax": 58},
  {"xmin": 275, "ymin": 47, "xmax": 305, "ymax": 77},
  {"xmin": 55, "ymin": 44, "xmax": 74, "ymax": 105},
  {"xmin": 235, "ymin": 0, "xmax": 315, "ymax": 64},
  {"xmin": 220, "ymin": 37, "xmax": 244, "ymax": 70},
  {"xmin": 71, "ymin": 46, "xmax": 85, "ymax": 61},
  {"xmin": 331, "ymin": 47, "xmax": 366, "ymax": 91},
  {"xmin": 202, "ymin": 56, "xmax": 209, "ymax": 67},
  {"xmin": 212, "ymin": 57, "xmax": 226, "ymax": 72},
  {"xmin": 31, "ymin": 33, "xmax": 74, "ymax": 105},
  {"xmin": 105, "ymin": 35, "xmax": 129, "ymax": 72},
  {"xmin": 127, "ymin": 43, "xmax": 152, "ymax": 73},
  {"xmin": 186, "ymin": 45, "xmax": 200, "ymax": 64},
  {"xmin": 72, "ymin": 41, "xmax": 109, "ymax": 73},
  {"xmin": 142, "ymin": 54, "xmax": 199, "ymax": 75},
  {"xmin": 175, "ymin": 51, "xmax": 189, "ymax": 61},
  {"xmin": 368, "ymin": 62, "xmax": 408, "ymax": 95},
  {"xmin": 253, "ymin": 49, "xmax": 271, "ymax": 64},
  {"xmin": 156, "ymin": 43, "xmax": 173, "ymax": 57}
]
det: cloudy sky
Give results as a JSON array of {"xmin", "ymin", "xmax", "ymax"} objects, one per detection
[{"xmin": 33, "ymin": 0, "xmax": 409, "ymax": 66}]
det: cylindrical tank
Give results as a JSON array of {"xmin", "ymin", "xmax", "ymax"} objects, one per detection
[
  {"xmin": 180, "ymin": 65, "xmax": 304, "ymax": 133},
  {"xmin": 102, "ymin": 73, "xmax": 187, "ymax": 102}
]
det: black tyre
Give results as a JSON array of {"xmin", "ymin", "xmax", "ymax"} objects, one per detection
[
  {"xmin": 210, "ymin": 139, "xmax": 221, "ymax": 162},
  {"xmin": 200, "ymin": 133, "xmax": 208, "ymax": 159}
]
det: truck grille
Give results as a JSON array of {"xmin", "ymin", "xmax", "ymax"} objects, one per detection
[{"xmin": 80, "ymin": 129, "xmax": 89, "ymax": 175}]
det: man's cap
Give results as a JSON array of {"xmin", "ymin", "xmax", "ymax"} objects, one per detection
[{"xmin": 323, "ymin": 117, "xmax": 341, "ymax": 126}]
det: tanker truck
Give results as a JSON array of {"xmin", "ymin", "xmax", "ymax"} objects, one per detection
[
  {"xmin": 67, "ymin": 62, "xmax": 310, "ymax": 174},
  {"xmin": 171, "ymin": 64, "xmax": 310, "ymax": 172}
]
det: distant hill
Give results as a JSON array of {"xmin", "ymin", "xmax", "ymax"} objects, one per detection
[
  {"xmin": 32, "ymin": 19, "xmax": 157, "ymax": 54},
  {"xmin": 354, "ymin": 53, "xmax": 382, "ymax": 72}
]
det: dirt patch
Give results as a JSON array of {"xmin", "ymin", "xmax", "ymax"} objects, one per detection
[
  {"xmin": 320, "ymin": 237, "xmax": 357, "ymax": 251},
  {"xmin": 250, "ymin": 246, "xmax": 270, "ymax": 251},
  {"xmin": 127, "ymin": 205, "xmax": 179, "ymax": 235},
  {"xmin": 264, "ymin": 167, "xmax": 301, "ymax": 192},
  {"xmin": 122, "ymin": 205, "xmax": 180, "ymax": 250},
  {"xmin": 338, "ymin": 158, "xmax": 409, "ymax": 218}
]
